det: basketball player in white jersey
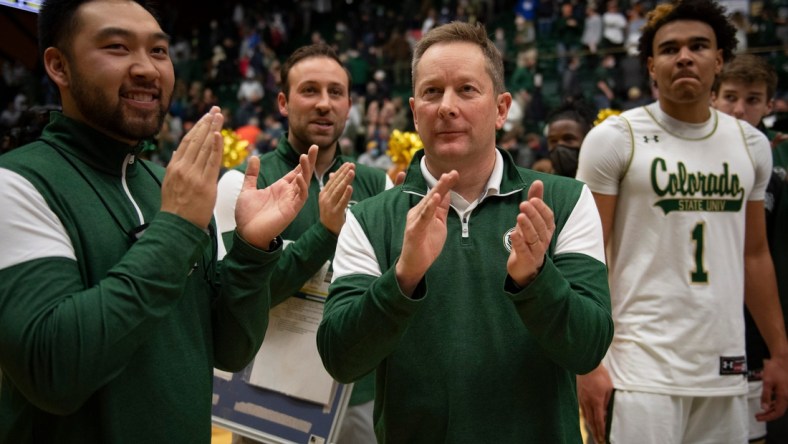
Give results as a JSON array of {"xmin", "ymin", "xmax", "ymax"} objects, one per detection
[{"xmin": 575, "ymin": 1, "xmax": 788, "ymax": 442}]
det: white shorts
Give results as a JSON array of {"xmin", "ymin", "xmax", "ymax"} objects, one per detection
[
  {"xmin": 747, "ymin": 380, "xmax": 767, "ymax": 441},
  {"xmin": 609, "ymin": 390, "xmax": 748, "ymax": 444}
]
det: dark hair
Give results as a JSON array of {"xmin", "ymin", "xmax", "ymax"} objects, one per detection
[
  {"xmin": 279, "ymin": 43, "xmax": 351, "ymax": 98},
  {"xmin": 546, "ymin": 99, "xmax": 596, "ymax": 135},
  {"xmin": 412, "ymin": 21, "xmax": 506, "ymax": 95},
  {"xmin": 713, "ymin": 54, "xmax": 778, "ymax": 99},
  {"xmin": 38, "ymin": 0, "xmax": 161, "ymax": 59},
  {"xmin": 638, "ymin": 0, "xmax": 737, "ymax": 66}
]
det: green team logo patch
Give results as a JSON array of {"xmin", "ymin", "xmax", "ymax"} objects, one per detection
[
  {"xmin": 650, "ymin": 158, "xmax": 744, "ymax": 214},
  {"xmin": 503, "ymin": 228, "xmax": 515, "ymax": 253}
]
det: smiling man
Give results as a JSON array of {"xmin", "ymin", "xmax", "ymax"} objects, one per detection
[
  {"xmin": 576, "ymin": 1, "xmax": 788, "ymax": 442},
  {"xmin": 317, "ymin": 21, "xmax": 612, "ymax": 443},
  {"xmin": 214, "ymin": 43, "xmax": 390, "ymax": 444},
  {"xmin": 0, "ymin": 1, "xmax": 317, "ymax": 442}
]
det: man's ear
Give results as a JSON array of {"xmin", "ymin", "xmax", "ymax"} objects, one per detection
[
  {"xmin": 277, "ymin": 91, "xmax": 289, "ymax": 117},
  {"xmin": 714, "ymin": 49, "xmax": 723, "ymax": 75},
  {"xmin": 495, "ymin": 92, "xmax": 513, "ymax": 130},
  {"xmin": 409, "ymin": 96, "xmax": 418, "ymax": 132},
  {"xmin": 647, "ymin": 56, "xmax": 655, "ymax": 84},
  {"xmin": 43, "ymin": 47, "xmax": 70, "ymax": 89}
]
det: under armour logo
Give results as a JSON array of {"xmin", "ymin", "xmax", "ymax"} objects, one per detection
[
  {"xmin": 719, "ymin": 356, "xmax": 747, "ymax": 375},
  {"xmin": 644, "ymin": 135, "xmax": 660, "ymax": 143}
]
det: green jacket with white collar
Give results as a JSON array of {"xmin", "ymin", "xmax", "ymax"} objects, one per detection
[
  {"xmin": 318, "ymin": 148, "xmax": 612, "ymax": 443},
  {"xmin": 0, "ymin": 112, "xmax": 280, "ymax": 444},
  {"xmin": 216, "ymin": 136, "xmax": 390, "ymax": 406}
]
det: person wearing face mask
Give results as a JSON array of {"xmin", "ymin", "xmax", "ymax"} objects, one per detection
[{"xmin": 545, "ymin": 100, "xmax": 596, "ymax": 178}]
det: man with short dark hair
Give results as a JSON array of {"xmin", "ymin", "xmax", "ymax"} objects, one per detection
[
  {"xmin": 0, "ymin": 1, "xmax": 316, "ymax": 442},
  {"xmin": 577, "ymin": 1, "xmax": 788, "ymax": 442},
  {"xmin": 215, "ymin": 43, "xmax": 390, "ymax": 443}
]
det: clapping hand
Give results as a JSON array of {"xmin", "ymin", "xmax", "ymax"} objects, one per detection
[
  {"xmin": 506, "ymin": 180, "xmax": 555, "ymax": 287},
  {"xmin": 395, "ymin": 170, "xmax": 459, "ymax": 296},
  {"xmin": 161, "ymin": 106, "xmax": 224, "ymax": 229},
  {"xmin": 234, "ymin": 145, "xmax": 318, "ymax": 249},
  {"xmin": 320, "ymin": 162, "xmax": 355, "ymax": 235}
]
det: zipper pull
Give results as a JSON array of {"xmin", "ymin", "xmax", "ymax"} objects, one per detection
[{"xmin": 128, "ymin": 155, "xmax": 136, "ymax": 165}]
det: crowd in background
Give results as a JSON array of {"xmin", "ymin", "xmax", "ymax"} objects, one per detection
[{"xmin": 2, "ymin": 0, "xmax": 788, "ymax": 169}]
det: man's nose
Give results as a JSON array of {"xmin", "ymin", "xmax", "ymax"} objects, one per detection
[
  {"xmin": 732, "ymin": 100, "xmax": 746, "ymax": 118},
  {"xmin": 129, "ymin": 52, "xmax": 160, "ymax": 80},
  {"xmin": 676, "ymin": 46, "xmax": 694, "ymax": 67},
  {"xmin": 438, "ymin": 92, "xmax": 458, "ymax": 119},
  {"xmin": 315, "ymin": 90, "xmax": 331, "ymax": 111}
]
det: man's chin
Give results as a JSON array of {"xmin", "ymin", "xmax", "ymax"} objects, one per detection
[
  {"xmin": 307, "ymin": 136, "xmax": 340, "ymax": 151},
  {"xmin": 430, "ymin": 141, "xmax": 470, "ymax": 154},
  {"xmin": 122, "ymin": 111, "xmax": 165, "ymax": 138},
  {"xmin": 115, "ymin": 121, "xmax": 162, "ymax": 142},
  {"xmin": 669, "ymin": 82, "xmax": 705, "ymax": 99}
]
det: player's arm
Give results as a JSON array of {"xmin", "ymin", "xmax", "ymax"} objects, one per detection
[
  {"xmin": 592, "ymin": 193, "xmax": 617, "ymax": 245},
  {"xmin": 575, "ymin": 191, "xmax": 617, "ymax": 444},
  {"xmin": 574, "ymin": 114, "xmax": 630, "ymax": 443}
]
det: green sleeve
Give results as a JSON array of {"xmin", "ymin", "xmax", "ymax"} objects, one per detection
[
  {"xmin": 212, "ymin": 231, "xmax": 282, "ymax": 371},
  {"xmin": 0, "ymin": 212, "xmax": 209, "ymax": 415},
  {"xmin": 269, "ymin": 222, "xmax": 337, "ymax": 307},
  {"xmin": 317, "ymin": 266, "xmax": 423, "ymax": 383},
  {"xmin": 506, "ymin": 253, "xmax": 613, "ymax": 374}
]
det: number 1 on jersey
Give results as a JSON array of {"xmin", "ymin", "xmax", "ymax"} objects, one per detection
[{"xmin": 691, "ymin": 222, "xmax": 708, "ymax": 283}]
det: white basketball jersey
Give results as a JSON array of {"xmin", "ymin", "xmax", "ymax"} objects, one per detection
[{"xmin": 577, "ymin": 103, "xmax": 772, "ymax": 396}]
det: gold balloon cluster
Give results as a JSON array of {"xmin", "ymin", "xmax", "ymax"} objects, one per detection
[
  {"xmin": 387, "ymin": 130, "xmax": 424, "ymax": 167},
  {"xmin": 594, "ymin": 108, "xmax": 622, "ymax": 126},
  {"xmin": 221, "ymin": 129, "xmax": 250, "ymax": 169}
]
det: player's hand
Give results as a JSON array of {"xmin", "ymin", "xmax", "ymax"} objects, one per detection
[
  {"xmin": 577, "ymin": 365, "xmax": 613, "ymax": 444},
  {"xmin": 757, "ymin": 353, "xmax": 788, "ymax": 421}
]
